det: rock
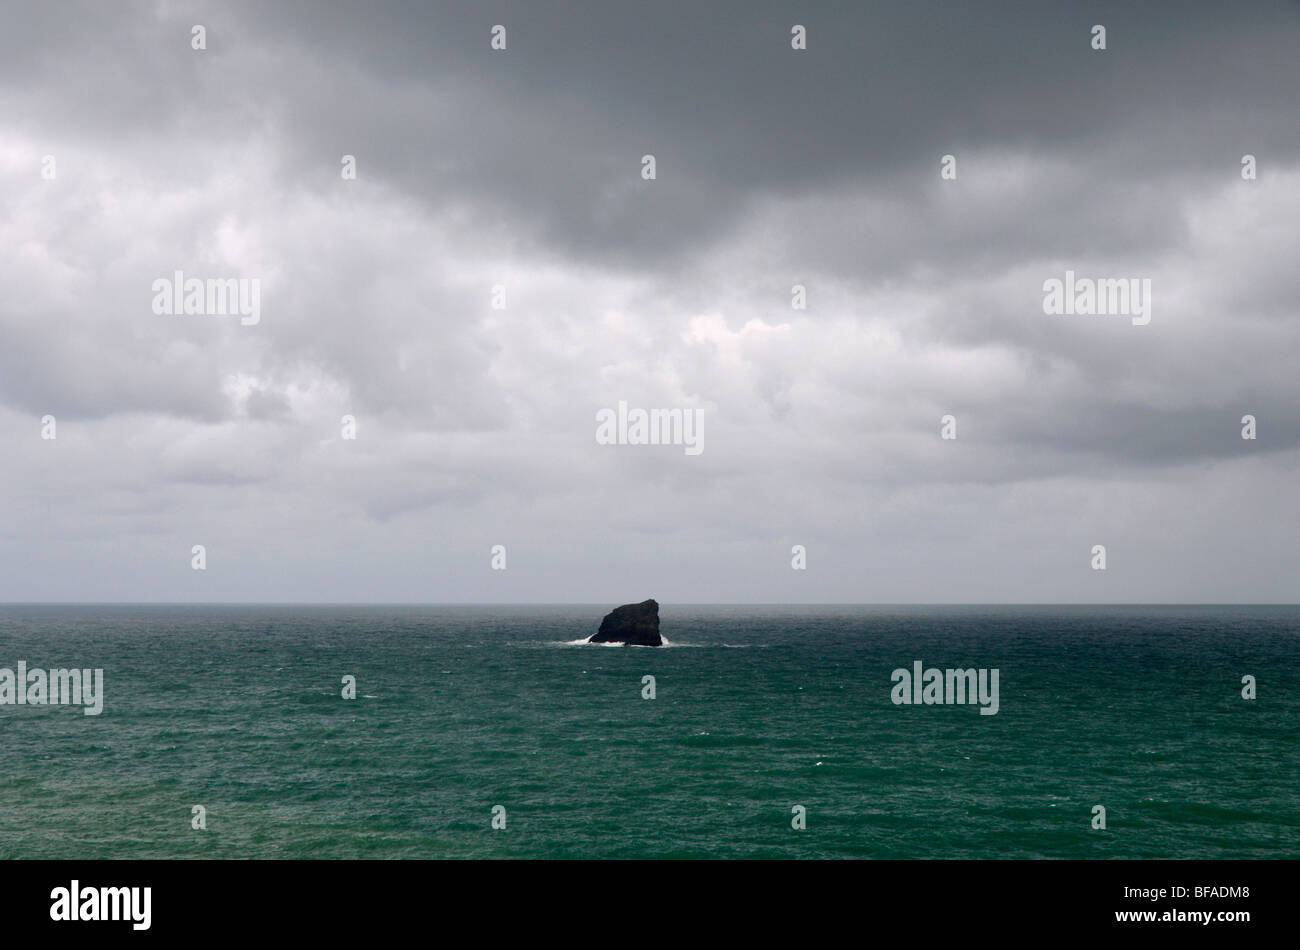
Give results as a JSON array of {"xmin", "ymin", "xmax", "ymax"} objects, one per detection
[{"xmin": 590, "ymin": 599, "xmax": 662, "ymax": 646}]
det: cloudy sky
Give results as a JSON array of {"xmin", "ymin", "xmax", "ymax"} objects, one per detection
[{"xmin": 2, "ymin": 1, "xmax": 1298, "ymax": 603}]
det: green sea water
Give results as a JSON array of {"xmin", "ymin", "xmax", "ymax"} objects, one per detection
[{"xmin": 0, "ymin": 604, "xmax": 1296, "ymax": 859}]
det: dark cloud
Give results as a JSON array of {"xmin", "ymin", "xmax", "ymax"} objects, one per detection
[{"xmin": 0, "ymin": 1, "xmax": 1297, "ymax": 601}]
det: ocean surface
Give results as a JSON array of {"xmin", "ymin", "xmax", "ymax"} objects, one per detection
[{"xmin": 0, "ymin": 604, "xmax": 1296, "ymax": 859}]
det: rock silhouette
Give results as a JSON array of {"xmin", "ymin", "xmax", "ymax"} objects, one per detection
[{"xmin": 589, "ymin": 599, "xmax": 661, "ymax": 646}]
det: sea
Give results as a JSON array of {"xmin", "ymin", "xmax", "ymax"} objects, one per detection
[{"xmin": 0, "ymin": 604, "xmax": 1296, "ymax": 859}]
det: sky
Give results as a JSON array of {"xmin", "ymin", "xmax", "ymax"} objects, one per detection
[{"xmin": 1, "ymin": 1, "xmax": 1298, "ymax": 603}]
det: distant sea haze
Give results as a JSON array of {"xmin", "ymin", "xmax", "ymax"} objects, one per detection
[{"xmin": 0, "ymin": 604, "xmax": 1295, "ymax": 859}]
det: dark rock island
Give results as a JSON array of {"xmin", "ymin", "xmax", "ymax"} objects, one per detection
[{"xmin": 589, "ymin": 599, "xmax": 662, "ymax": 646}]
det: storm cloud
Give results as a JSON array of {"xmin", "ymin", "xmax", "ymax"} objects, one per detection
[{"xmin": 1, "ymin": 1, "xmax": 1297, "ymax": 602}]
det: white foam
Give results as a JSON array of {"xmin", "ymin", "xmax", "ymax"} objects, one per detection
[{"xmin": 546, "ymin": 635, "xmax": 696, "ymax": 647}]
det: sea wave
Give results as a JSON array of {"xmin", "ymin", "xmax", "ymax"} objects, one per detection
[{"xmin": 542, "ymin": 635, "xmax": 700, "ymax": 648}]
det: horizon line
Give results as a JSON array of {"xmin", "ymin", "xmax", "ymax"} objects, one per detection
[{"xmin": 1, "ymin": 601, "xmax": 1298, "ymax": 608}]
